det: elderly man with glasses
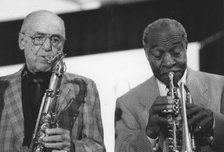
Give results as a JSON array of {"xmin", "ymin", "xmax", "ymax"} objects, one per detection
[{"xmin": 0, "ymin": 10, "xmax": 106, "ymax": 152}]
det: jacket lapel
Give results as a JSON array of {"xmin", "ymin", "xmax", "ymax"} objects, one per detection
[
  {"xmin": 145, "ymin": 76, "xmax": 160, "ymax": 109},
  {"xmin": 186, "ymin": 68, "xmax": 210, "ymax": 107},
  {"xmin": 5, "ymin": 69, "xmax": 24, "ymax": 147},
  {"xmin": 139, "ymin": 76, "xmax": 160, "ymax": 125},
  {"xmin": 57, "ymin": 76, "xmax": 75, "ymax": 115}
]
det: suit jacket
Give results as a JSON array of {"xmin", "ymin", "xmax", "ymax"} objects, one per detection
[
  {"xmin": 115, "ymin": 68, "xmax": 224, "ymax": 152},
  {"xmin": 0, "ymin": 67, "xmax": 105, "ymax": 152}
]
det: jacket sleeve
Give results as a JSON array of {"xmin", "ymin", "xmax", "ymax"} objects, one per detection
[
  {"xmin": 212, "ymin": 112, "xmax": 224, "ymax": 151},
  {"xmin": 72, "ymin": 80, "xmax": 106, "ymax": 152},
  {"xmin": 115, "ymin": 98, "xmax": 154, "ymax": 152},
  {"xmin": 208, "ymin": 81, "xmax": 224, "ymax": 151}
]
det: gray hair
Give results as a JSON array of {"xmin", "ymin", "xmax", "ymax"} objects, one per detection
[{"xmin": 142, "ymin": 18, "xmax": 187, "ymax": 49}]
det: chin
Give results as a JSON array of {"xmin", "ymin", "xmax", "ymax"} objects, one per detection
[
  {"xmin": 174, "ymin": 72, "xmax": 184, "ymax": 82},
  {"xmin": 37, "ymin": 64, "xmax": 52, "ymax": 72},
  {"xmin": 159, "ymin": 76, "xmax": 170, "ymax": 86}
]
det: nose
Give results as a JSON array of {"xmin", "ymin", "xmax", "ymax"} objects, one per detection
[
  {"xmin": 163, "ymin": 53, "xmax": 176, "ymax": 68},
  {"xmin": 42, "ymin": 37, "xmax": 52, "ymax": 52}
]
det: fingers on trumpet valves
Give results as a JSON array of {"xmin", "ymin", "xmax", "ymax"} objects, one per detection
[
  {"xmin": 162, "ymin": 97, "xmax": 179, "ymax": 114},
  {"xmin": 162, "ymin": 107, "xmax": 173, "ymax": 114}
]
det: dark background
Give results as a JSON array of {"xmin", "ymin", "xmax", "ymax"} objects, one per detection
[{"xmin": 0, "ymin": 0, "xmax": 224, "ymax": 75}]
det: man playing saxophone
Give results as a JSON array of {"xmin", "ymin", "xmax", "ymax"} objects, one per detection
[
  {"xmin": 115, "ymin": 18, "xmax": 224, "ymax": 152},
  {"xmin": 0, "ymin": 10, "xmax": 105, "ymax": 152}
]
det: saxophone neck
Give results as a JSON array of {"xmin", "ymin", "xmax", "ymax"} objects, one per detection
[
  {"xmin": 47, "ymin": 52, "xmax": 65, "ymax": 64},
  {"xmin": 49, "ymin": 52, "xmax": 66, "ymax": 76}
]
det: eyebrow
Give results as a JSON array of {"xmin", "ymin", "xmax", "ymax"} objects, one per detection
[
  {"xmin": 32, "ymin": 32, "xmax": 46, "ymax": 35},
  {"xmin": 149, "ymin": 45, "xmax": 157, "ymax": 50},
  {"xmin": 172, "ymin": 41, "xmax": 183, "ymax": 45},
  {"xmin": 33, "ymin": 32, "xmax": 58, "ymax": 36},
  {"xmin": 33, "ymin": 32, "xmax": 64, "ymax": 38}
]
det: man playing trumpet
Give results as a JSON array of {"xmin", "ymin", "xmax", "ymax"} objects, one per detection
[{"xmin": 115, "ymin": 18, "xmax": 224, "ymax": 152}]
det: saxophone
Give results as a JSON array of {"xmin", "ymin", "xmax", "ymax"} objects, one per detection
[
  {"xmin": 165, "ymin": 72, "xmax": 197, "ymax": 152},
  {"xmin": 29, "ymin": 52, "xmax": 66, "ymax": 152}
]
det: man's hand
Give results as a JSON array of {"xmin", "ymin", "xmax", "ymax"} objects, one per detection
[
  {"xmin": 187, "ymin": 104, "xmax": 214, "ymax": 145},
  {"xmin": 43, "ymin": 128, "xmax": 71, "ymax": 152},
  {"xmin": 146, "ymin": 96, "xmax": 174, "ymax": 138}
]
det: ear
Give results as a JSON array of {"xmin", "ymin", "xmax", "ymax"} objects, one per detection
[
  {"xmin": 185, "ymin": 40, "xmax": 188, "ymax": 50},
  {"xmin": 144, "ymin": 48, "xmax": 150, "ymax": 60},
  {"xmin": 18, "ymin": 33, "xmax": 25, "ymax": 50}
]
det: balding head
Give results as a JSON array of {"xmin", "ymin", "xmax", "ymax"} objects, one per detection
[
  {"xmin": 142, "ymin": 18, "xmax": 187, "ymax": 51},
  {"xmin": 18, "ymin": 10, "xmax": 66, "ymax": 73},
  {"xmin": 20, "ymin": 10, "xmax": 65, "ymax": 38},
  {"xmin": 142, "ymin": 18, "xmax": 188, "ymax": 86}
]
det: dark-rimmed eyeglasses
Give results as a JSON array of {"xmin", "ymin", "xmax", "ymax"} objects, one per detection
[{"xmin": 20, "ymin": 32, "xmax": 65, "ymax": 48}]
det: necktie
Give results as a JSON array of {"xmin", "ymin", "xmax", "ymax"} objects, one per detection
[
  {"xmin": 32, "ymin": 78, "xmax": 43, "ymax": 117},
  {"xmin": 22, "ymin": 78, "xmax": 44, "ymax": 147}
]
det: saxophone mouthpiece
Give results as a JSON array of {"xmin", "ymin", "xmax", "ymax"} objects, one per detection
[
  {"xmin": 47, "ymin": 52, "xmax": 65, "ymax": 65},
  {"xmin": 168, "ymin": 71, "xmax": 174, "ymax": 79}
]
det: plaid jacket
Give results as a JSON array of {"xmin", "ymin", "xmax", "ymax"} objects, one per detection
[{"xmin": 0, "ymin": 67, "xmax": 105, "ymax": 152}]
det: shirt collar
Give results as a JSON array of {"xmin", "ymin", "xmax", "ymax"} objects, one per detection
[
  {"xmin": 22, "ymin": 64, "xmax": 51, "ymax": 83},
  {"xmin": 156, "ymin": 69, "xmax": 187, "ymax": 96}
]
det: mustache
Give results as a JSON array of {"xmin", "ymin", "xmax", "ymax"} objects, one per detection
[
  {"xmin": 42, "ymin": 53, "xmax": 58, "ymax": 63},
  {"xmin": 159, "ymin": 68, "xmax": 182, "ymax": 75},
  {"xmin": 159, "ymin": 68, "xmax": 170, "ymax": 75}
]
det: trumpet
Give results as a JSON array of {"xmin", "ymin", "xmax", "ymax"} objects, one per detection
[{"xmin": 165, "ymin": 72, "xmax": 196, "ymax": 152}]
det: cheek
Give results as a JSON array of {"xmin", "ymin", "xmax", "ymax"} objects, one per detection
[
  {"xmin": 176, "ymin": 54, "xmax": 187, "ymax": 66},
  {"xmin": 58, "ymin": 44, "xmax": 64, "ymax": 51},
  {"xmin": 24, "ymin": 48, "xmax": 38, "ymax": 66},
  {"xmin": 148, "ymin": 59, "xmax": 161, "ymax": 73},
  {"xmin": 25, "ymin": 49, "xmax": 35, "ymax": 60}
]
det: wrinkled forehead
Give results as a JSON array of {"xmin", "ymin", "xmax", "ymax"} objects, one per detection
[
  {"xmin": 21, "ymin": 11, "xmax": 65, "ymax": 38},
  {"xmin": 148, "ymin": 28, "xmax": 186, "ymax": 50}
]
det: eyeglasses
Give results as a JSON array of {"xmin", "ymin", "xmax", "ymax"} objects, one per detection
[{"xmin": 21, "ymin": 32, "xmax": 65, "ymax": 48}]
